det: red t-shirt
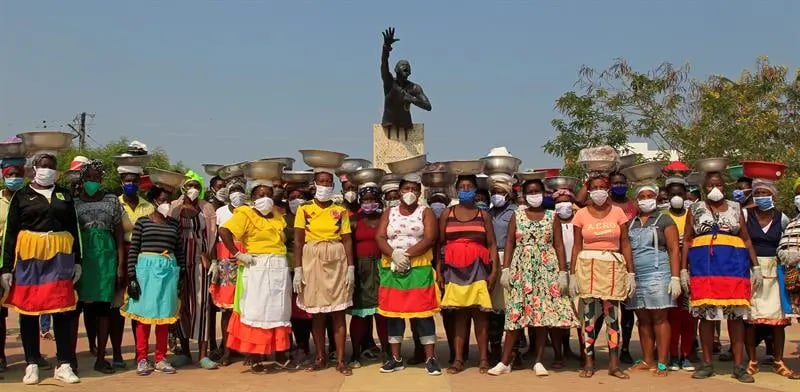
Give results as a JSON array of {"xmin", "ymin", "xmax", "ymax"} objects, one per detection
[{"xmin": 354, "ymin": 214, "xmax": 381, "ymax": 257}]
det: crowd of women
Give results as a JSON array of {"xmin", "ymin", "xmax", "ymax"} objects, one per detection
[{"xmin": 0, "ymin": 140, "xmax": 799, "ymax": 386}]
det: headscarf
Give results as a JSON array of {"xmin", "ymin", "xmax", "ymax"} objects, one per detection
[
  {"xmin": 1, "ymin": 158, "xmax": 26, "ymax": 177},
  {"xmin": 635, "ymin": 184, "xmax": 659, "ymax": 196},
  {"xmin": 183, "ymin": 170, "xmax": 206, "ymax": 200},
  {"xmin": 313, "ymin": 167, "xmax": 335, "ymax": 176},
  {"xmin": 248, "ymin": 179, "xmax": 274, "ymax": 191},
  {"xmin": 491, "ymin": 180, "xmax": 513, "ymax": 195},
  {"xmin": 552, "ymin": 189, "xmax": 575, "ymax": 201},
  {"xmin": 80, "ymin": 159, "xmax": 105, "ymax": 178},
  {"xmin": 358, "ymin": 184, "xmax": 380, "ymax": 203},
  {"xmin": 381, "ymin": 182, "xmax": 399, "ymax": 194},
  {"xmin": 402, "ymin": 173, "xmax": 422, "ymax": 184},
  {"xmin": 32, "ymin": 153, "xmax": 56, "ymax": 167},
  {"xmin": 752, "ymin": 178, "xmax": 777, "ymax": 196}
]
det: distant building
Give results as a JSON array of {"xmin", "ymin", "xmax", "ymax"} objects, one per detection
[{"xmin": 626, "ymin": 142, "xmax": 679, "ymax": 161}]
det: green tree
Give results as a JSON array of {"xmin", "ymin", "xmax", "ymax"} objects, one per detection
[{"xmin": 56, "ymin": 138, "xmax": 186, "ymax": 193}]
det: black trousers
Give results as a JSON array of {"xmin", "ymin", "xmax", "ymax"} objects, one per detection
[{"xmin": 20, "ymin": 312, "xmax": 74, "ymax": 364}]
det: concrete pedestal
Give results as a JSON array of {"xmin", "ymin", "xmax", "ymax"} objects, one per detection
[{"xmin": 372, "ymin": 123, "xmax": 425, "ymax": 172}]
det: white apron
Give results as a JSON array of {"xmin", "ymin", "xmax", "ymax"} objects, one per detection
[
  {"xmin": 239, "ymin": 254, "xmax": 292, "ymax": 329},
  {"xmin": 749, "ymin": 256, "xmax": 786, "ymax": 321}
]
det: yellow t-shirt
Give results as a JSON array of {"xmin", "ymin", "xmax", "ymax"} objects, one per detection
[
  {"xmin": 667, "ymin": 210, "xmax": 687, "ymax": 238},
  {"xmin": 294, "ymin": 201, "xmax": 351, "ymax": 242},
  {"xmin": 223, "ymin": 207, "xmax": 287, "ymax": 255},
  {"xmin": 119, "ymin": 195, "xmax": 155, "ymax": 242},
  {"xmin": 0, "ymin": 194, "xmax": 10, "ymax": 238}
]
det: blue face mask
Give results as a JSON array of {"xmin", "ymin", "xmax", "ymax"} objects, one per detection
[
  {"xmin": 4, "ymin": 177, "xmax": 24, "ymax": 191},
  {"xmin": 475, "ymin": 201, "xmax": 489, "ymax": 210},
  {"xmin": 458, "ymin": 190, "xmax": 476, "ymax": 204},
  {"xmin": 122, "ymin": 182, "xmax": 139, "ymax": 197},
  {"xmin": 610, "ymin": 185, "xmax": 628, "ymax": 199},
  {"xmin": 754, "ymin": 196, "xmax": 774, "ymax": 211},
  {"xmin": 542, "ymin": 195, "xmax": 555, "ymax": 210},
  {"xmin": 732, "ymin": 189, "xmax": 750, "ymax": 204}
]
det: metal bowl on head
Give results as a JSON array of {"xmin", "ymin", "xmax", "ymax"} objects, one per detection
[
  {"xmin": 685, "ymin": 172, "xmax": 702, "ymax": 186},
  {"xmin": 446, "ymin": 160, "xmax": 484, "ymax": 176},
  {"xmin": 544, "ymin": 176, "xmax": 580, "ymax": 192},
  {"xmin": 380, "ymin": 173, "xmax": 403, "ymax": 185},
  {"xmin": 0, "ymin": 140, "xmax": 26, "ymax": 158},
  {"xmin": 260, "ymin": 157, "xmax": 296, "ymax": 171},
  {"xmin": 620, "ymin": 161, "xmax": 667, "ymax": 184},
  {"xmin": 694, "ymin": 158, "xmax": 730, "ymax": 174},
  {"xmin": 347, "ymin": 167, "xmax": 385, "ymax": 185},
  {"xmin": 282, "ymin": 170, "xmax": 314, "ymax": 184},
  {"xmin": 114, "ymin": 154, "xmax": 151, "ymax": 168},
  {"xmin": 388, "ymin": 154, "xmax": 427, "ymax": 175},
  {"xmin": 298, "ymin": 149, "xmax": 348, "ymax": 169},
  {"xmin": 515, "ymin": 171, "xmax": 547, "ymax": 183},
  {"xmin": 423, "ymin": 161, "xmax": 448, "ymax": 172},
  {"xmin": 202, "ymin": 164, "xmax": 224, "ymax": 177},
  {"xmin": 146, "ymin": 167, "xmax": 187, "ymax": 191},
  {"xmin": 336, "ymin": 158, "xmax": 372, "ymax": 176},
  {"xmin": 618, "ymin": 154, "xmax": 639, "ymax": 170},
  {"xmin": 218, "ymin": 162, "xmax": 247, "ymax": 180},
  {"xmin": 421, "ymin": 171, "xmax": 456, "ymax": 188},
  {"xmin": 243, "ymin": 160, "xmax": 285, "ymax": 180},
  {"xmin": 579, "ymin": 160, "xmax": 618, "ymax": 173},
  {"xmin": 480, "ymin": 156, "xmax": 522, "ymax": 175},
  {"xmin": 17, "ymin": 131, "xmax": 75, "ymax": 155}
]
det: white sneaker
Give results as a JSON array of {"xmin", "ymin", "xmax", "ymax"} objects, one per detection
[
  {"xmin": 533, "ymin": 362, "xmax": 549, "ymax": 376},
  {"xmin": 23, "ymin": 364, "xmax": 40, "ymax": 385},
  {"xmin": 487, "ymin": 362, "xmax": 512, "ymax": 376},
  {"xmin": 54, "ymin": 363, "xmax": 80, "ymax": 384}
]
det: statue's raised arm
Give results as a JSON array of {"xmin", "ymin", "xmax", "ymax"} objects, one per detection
[
  {"xmin": 379, "ymin": 27, "xmax": 432, "ymax": 131},
  {"xmin": 381, "ymin": 27, "xmax": 399, "ymax": 94}
]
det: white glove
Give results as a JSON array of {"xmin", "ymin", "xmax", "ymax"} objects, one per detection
[
  {"xmin": 668, "ymin": 276, "xmax": 682, "ymax": 300},
  {"xmin": 293, "ymin": 267, "xmax": 303, "ymax": 294},
  {"xmin": 680, "ymin": 268, "xmax": 690, "ymax": 294},
  {"xmin": 235, "ymin": 252, "xmax": 254, "ymax": 266},
  {"xmin": 1, "ymin": 273, "xmax": 12, "ymax": 292},
  {"xmin": 627, "ymin": 273, "xmax": 637, "ymax": 298},
  {"xmin": 751, "ymin": 265, "xmax": 763, "ymax": 293},
  {"xmin": 208, "ymin": 261, "xmax": 220, "ymax": 282},
  {"xmin": 73, "ymin": 265, "xmax": 82, "ymax": 284},
  {"xmin": 499, "ymin": 268, "xmax": 511, "ymax": 290},
  {"xmin": 345, "ymin": 265, "xmax": 355, "ymax": 290},
  {"xmin": 557, "ymin": 271, "xmax": 569, "ymax": 296},
  {"xmin": 569, "ymin": 274, "xmax": 579, "ymax": 298},
  {"xmin": 391, "ymin": 249, "xmax": 410, "ymax": 271}
]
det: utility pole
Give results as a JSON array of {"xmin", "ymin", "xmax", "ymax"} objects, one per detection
[{"xmin": 67, "ymin": 112, "xmax": 88, "ymax": 150}]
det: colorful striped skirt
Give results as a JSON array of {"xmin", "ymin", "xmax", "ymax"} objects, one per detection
[
  {"xmin": 377, "ymin": 249, "xmax": 439, "ymax": 319},
  {"xmin": 76, "ymin": 227, "xmax": 117, "ymax": 303},
  {"xmin": 440, "ymin": 239, "xmax": 493, "ymax": 311},
  {"xmin": 120, "ymin": 252, "xmax": 180, "ymax": 325},
  {"xmin": 3, "ymin": 230, "xmax": 78, "ymax": 315},
  {"xmin": 688, "ymin": 233, "xmax": 751, "ymax": 307}
]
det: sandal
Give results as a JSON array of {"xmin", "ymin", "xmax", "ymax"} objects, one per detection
[
  {"xmin": 773, "ymin": 360, "xmax": 800, "ymax": 379},
  {"xmin": 608, "ymin": 368, "xmax": 630, "ymax": 379},
  {"xmin": 579, "ymin": 366, "xmax": 595, "ymax": 378},
  {"xmin": 653, "ymin": 363, "xmax": 669, "ymax": 377},
  {"xmin": 305, "ymin": 358, "xmax": 327, "ymax": 372},
  {"xmin": 479, "ymin": 360, "xmax": 490, "ymax": 374},
  {"xmin": 199, "ymin": 357, "xmax": 219, "ymax": 370},
  {"xmin": 447, "ymin": 360, "xmax": 465, "ymax": 375},
  {"xmin": 250, "ymin": 362, "xmax": 266, "ymax": 373},
  {"xmin": 629, "ymin": 360, "xmax": 653, "ymax": 371},
  {"xmin": 336, "ymin": 362, "xmax": 353, "ymax": 376},
  {"xmin": 746, "ymin": 360, "xmax": 759, "ymax": 375}
]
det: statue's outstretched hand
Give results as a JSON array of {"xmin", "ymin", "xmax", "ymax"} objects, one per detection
[{"xmin": 382, "ymin": 27, "xmax": 399, "ymax": 48}]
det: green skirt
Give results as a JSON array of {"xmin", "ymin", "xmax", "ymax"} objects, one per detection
[{"xmin": 76, "ymin": 228, "xmax": 117, "ymax": 303}]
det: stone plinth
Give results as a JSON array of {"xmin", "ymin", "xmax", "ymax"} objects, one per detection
[{"xmin": 372, "ymin": 123, "xmax": 425, "ymax": 172}]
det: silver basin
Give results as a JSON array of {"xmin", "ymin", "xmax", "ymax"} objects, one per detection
[
  {"xmin": 347, "ymin": 168, "xmax": 385, "ymax": 185},
  {"xmin": 446, "ymin": 160, "xmax": 484, "ymax": 176},
  {"xmin": 579, "ymin": 160, "xmax": 618, "ymax": 173},
  {"xmin": 0, "ymin": 140, "xmax": 26, "ymax": 159},
  {"xmin": 694, "ymin": 158, "xmax": 730, "ymax": 173},
  {"xmin": 17, "ymin": 131, "xmax": 74, "ymax": 155},
  {"xmin": 243, "ymin": 160, "xmax": 285, "ymax": 180},
  {"xmin": 336, "ymin": 158, "xmax": 372, "ymax": 176},
  {"xmin": 423, "ymin": 161, "xmax": 449, "ymax": 172},
  {"xmin": 480, "ymin": 156, "xmax": 521, "ymax": 175},
  {"xmin": 260, "ymin": 157, "xmax": 296, "ymax": 171},
  {"xmin": 146, "ymin": 167, "xmax": 187, "ymax": 191},
  {"xmin": 202, "ymin": 164, "xmax": 224, "ymax": 177},
  {"xmin": 618, "ymin": 154, "xmax": 639, "ymax": 170},
  {"xmin": 299, "ymin": 149, "xmax": 348, "ymax": 169},
  {"xmin": 282, "ymin": 170, "xmax": 314, "ymax": 184},
  {"xmin": 387, "ymin": 154, "xmax": 427, "ymax": 174},
  {"xmin": 620, "ymin": 161, "xmax": 666, "ymax": 183},
  {"xmin": 544, "ymin": 176, "xmax": 580, "ymax": 191},
  {"xmin": 421, "ymin": 171, "xmax": 456, "ymax": 188},
  {"xmin": 218, "ymin": 162, "xmax": 247, "ymax": 180},
  {"xmin": 515, "ymin": 171, "xmax": 546, "ymax": 182},
  {"xmin": 114, "ymin": 154, "xmax": 151, "ymax": 168}
]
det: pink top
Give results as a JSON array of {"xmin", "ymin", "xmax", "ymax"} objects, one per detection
[{"xmin": 572, "ymin": 205, "xmax": 629, "ymax": 250}]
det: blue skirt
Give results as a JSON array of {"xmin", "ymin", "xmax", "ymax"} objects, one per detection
[{"xmin": 120, "ymin": 252, "xmax": 180, "ymax": 325}]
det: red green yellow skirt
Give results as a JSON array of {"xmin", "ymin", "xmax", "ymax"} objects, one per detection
[{"xmin": 377, "ymin": 249, "xmax": 440, "ymax": 319}]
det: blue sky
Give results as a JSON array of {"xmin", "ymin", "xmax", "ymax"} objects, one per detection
[{"xmin": 2, "ymin": 1, "xmax": 798, "ymax": 175}]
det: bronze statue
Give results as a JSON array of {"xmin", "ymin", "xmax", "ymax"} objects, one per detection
[{"xmin": 381, "ymin": 27, "xmax": 431, "ymax": 139}]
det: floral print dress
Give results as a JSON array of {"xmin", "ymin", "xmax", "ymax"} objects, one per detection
[{"xmin": 505, "ymin": 209, "xmax": 579, "ymax": 330}]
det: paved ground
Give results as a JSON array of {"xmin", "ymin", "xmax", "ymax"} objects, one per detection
[{"xmin": 1, "ymin": 312, "xmax": 798, "ymax": 391}]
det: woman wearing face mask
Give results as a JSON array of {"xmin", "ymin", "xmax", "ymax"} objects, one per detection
[
  {"xmin": 283, "ymin": 186, "xmax": 313, "ymax": 363},
  {"xmin": 733, "ymin": 177, "xmax": 754, "ymax": 208},
  {"xmin": 218, "ymin": 182, "xmax": 294, "ymax": 372},
  {"xmin": 552, "ymin": 187, "xmax": 581, "ymax": 361},
  {"xmin": 348, "ymin": 183, "xmax": 389, "ymax": 368},
  {"xmin": 72, "ymin": 160, "xmax": 126, "ymax": 374},
  {"xmin": 207, "ymin": 183, "xmax": 246, "ymax": 366},
  {"xmin": 487, "ymin": 180, "xmax": 516, "ymax": 364},
  {"xmin": 1, "ymin": 154, "xmax": 81, "ymax": 385},
  {"xmin": 569, "ymin": 175, "xmax": 635, "ymax": 379},
  {"xmin": 0, "ymin": 157, "xmax": 26, "ymax": 373},
  {"xmin": 681, "ymin": 172, "xmax": 761, "ymax": 383},
  {"xmin": 293, "ymin": 170, "xmax": 355, "ymax": 375},
  {"xmin": 120, "ymin": 186, "xmax": 183, "ymax": 376},
  {"xmin": 438, "ymin": 175, "xmax": 500, "ymax": 374},
  {"xmin": 742, "ymin": 179, "xmax": 798, "ymax": 379},
  {"xmin": 428, "ymin": 192, "xmax": 450, "ymax": 219},
  {"xmin": 489, "ymin": 180, "xmax": 578, "ymax": 377},
  {"xmin": 475, "ymin": 189, "xmax": 491, "ymax": 211},
  {"xmin": 382, "ymin": 182, "xmax": 401, "ymax": 209},
  {"xmin": 663, "ymin": 179, "xmax": 699, "ymax": 372},
  {"xmin": 375, "ymin": 174, "xmax": 441, "ymax": 375},
  {"xmin": 167, "ymin": 171, "xmax": 218, "ymax": 369},
  {"xmin": 626, "ymin": 184, "xmax": 681, "ymax": 376}
]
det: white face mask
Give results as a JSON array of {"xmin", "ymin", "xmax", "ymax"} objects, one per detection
[
  {"xmin": 33, "ymin": 167, "xmax": 57, "ymax": 187},
  {"xmin": 706, "ymin": 187, "xmax": 724, "ymax": 202},
  {"xmin": 229, "ymin": 192, "xmax": 246, "ymax": 208},
  {"xmin": 289, "ymin": 198, "xmax": 305, "ymax": 214},
  {"xmin": 555, "ymin": 202, "xmax": 573, "ymax": 219},
  {"xmin": 638, "ymin": 198, "xmax": 657, "ymax": 213},
  {"xmin": 525, "ymin": 194, "xmax": 543, "ymax": 208},
  {"xmin": 343, "ymin": 191, "xmax": 357, "ymax": 204},
  {"xmin": 684, "ymin": 199, "xmax": 695, "ymax": 209},
  {"xmin": 254, "ymin": 196, "xmax": 274, "ymax": 214},
  {"xmin": 430, "ymin": 202, "xmax": 446, "ymax": 217},
  {"xmin": 185, "ymin": 188, "xmax": 200, "ymax": 201},
  {"xmin": 589, "ymin": 190, "xmax": 609, "ymax": 206},
  {"xmin": 215, "ymin": 187, "xmax": 230, "ymax": 203},
  {"xmin": 490, "ymin": 194, "xmax": 506, "ymax": 208},
  {"xmin": 315, "ymin": 185, "xmax": 334, "ymax": 202},
  {"xmin": 385, "ymin": 199, "xmax": 400, "ymax": 208},
  {"xmin": 157, "ymin": 203, "xmax": 170, "ymax": 218},
  {"xmin": 401, "ymin": 192, "xmax": 417, "ymax": 206},
  {"xmin": 670, "ymin": 195, "xmax": 684, "ymax": 210}
]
